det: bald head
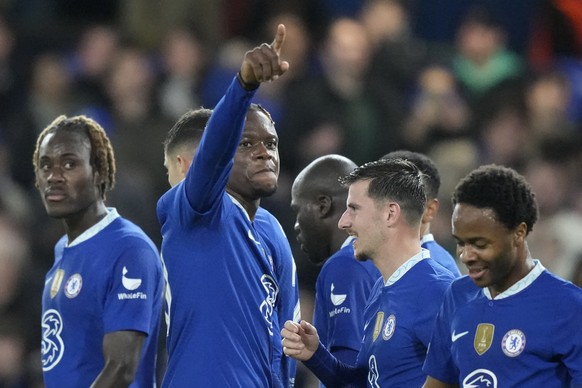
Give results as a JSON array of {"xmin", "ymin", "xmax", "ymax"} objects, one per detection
[
  {"xmin": 291, "ymin": 154, "xmax": 357, "ymax": 264},
  {"xmin": 293, "ymin": 154, "xmax": 358, "ymax": 202}
]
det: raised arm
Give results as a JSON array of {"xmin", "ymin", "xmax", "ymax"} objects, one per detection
[{"xmin": 184, "ymin": 24, "xmax": 289, "ymax": 212}]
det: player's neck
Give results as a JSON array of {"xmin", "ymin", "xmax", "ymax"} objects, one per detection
[
  {"xmin": 227, "ymin": 189, "xmax": 260, "ymax": 220},
  {"xmin": 376, "ymin": 236, "xmax": 422, "ymax": 281},
  {"xmin": 489, "ymin": 250, "xmax": 535, "ymax": 298},
  {"xmin": 63, "ymin": 201, "xmax": 108, "ymax": 242}
]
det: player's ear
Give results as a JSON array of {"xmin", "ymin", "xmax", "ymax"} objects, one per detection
[
  {"xmin": 318, "ymin": 195, "xmax": 332, "ymax": 218},
  {"xmin": 386, "ymin": 202, "xmax": 400, "ymax": 225},
  {"xmin": 93, "ymin": 171, "xmax": 106, "ymax": 198},
  {"xmin": 513, "ymin": 222, "xmax": 527, "ymax": 246},
  {"xmin": 422, "ymin": 198, "xmax": 439, "ymax": 224},
  {"xmin": 177, "ymin": 155, "xmax": 192, "ymax": 176}
]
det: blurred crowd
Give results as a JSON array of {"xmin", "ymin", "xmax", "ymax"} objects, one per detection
[{"xmin": 0, "ymin": 0, "xmax": 581, "ymax": 386}]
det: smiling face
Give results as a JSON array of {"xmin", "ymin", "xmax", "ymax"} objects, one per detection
[
  {"xmin": 36, "ymin": 130, "xmax": 101, "ymax": 219},
  {"xmin": 227, "ymin": 109, "xmax": 279, "ymax": 202},
  {"xmin": 338, "ymin": 179, "xmax": 386, "ymax": 261},
  {"xmin": 452, "ymin": 203, "xmax": 526, "ymax": 296}
]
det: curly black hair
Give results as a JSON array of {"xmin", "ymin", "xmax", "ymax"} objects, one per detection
[
  {"xmin": 33, "ymin": 115, "xmax": 115, "ymax": 199},
  {"xmin": 452, "ymin": 164, "xmax": 538, "ymax": 233}
]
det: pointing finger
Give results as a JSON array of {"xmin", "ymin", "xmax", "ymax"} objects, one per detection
[{"xmin": 271, "ymin": 24, "xmax": 286, "ymax": 53}]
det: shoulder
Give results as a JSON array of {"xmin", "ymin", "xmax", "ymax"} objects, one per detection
[
  {"xmin": 106, "ymin": 217, "xmax": 159, "ymax": 256},
  {"xmin": 538, "ymin": 270, "xmax": 582, "ymax": 301},
  {"xmin": 255, "ymin": 207, "xmax": 283, "ymax": 231},
  {"xmin": 411, "ymin": 261, "xmax": 454, "ymax": 299},
  {"xmin": 420, "ymin": 258, "xmax": 457, "ymax": 284},
  {"xmin": 255, "ymin": 208, "xmax": 290, "ymax": 245},
  {"xmin": 158, "ymin": 181, "xmax": 182, "ymax": 207}
]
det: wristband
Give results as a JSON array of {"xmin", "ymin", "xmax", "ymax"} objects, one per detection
[{"xmin": 236, "ymin": 72, "xmax": 259, "ymax": 91}]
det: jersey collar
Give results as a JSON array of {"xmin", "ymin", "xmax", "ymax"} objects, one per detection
[
  {"xmin": 228, "ymin": 193, "xmax": 252, "ymax": 222},
  {"xmin": 341, "ymin": 235, "xmax": 356, "ymax": 249},
  {"xmin": 483, "ymin": 259, "xmax": 545, "ymax": 300},
  {"xmin": 67, "ymin": 208, "xmax": 120, "ymax": 247},
  {"xmin": 420, "ymin": 233, "xmax": 434, "ymax": 244},
  {"xmin": 385, "ymin": 248, "xmax": 431, "ymax": 286}
]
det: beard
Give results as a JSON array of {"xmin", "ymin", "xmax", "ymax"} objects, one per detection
[
  {"xmin": 354, "ymin": 251, "xmax": 371, "ymax": 262},
  {"xmin": 352, "ymin": 239, "xmax": 372, "ymax": 262},
  {"xmin": 254, "ymin": 182, "xmax": 278, "ymax": 198}
]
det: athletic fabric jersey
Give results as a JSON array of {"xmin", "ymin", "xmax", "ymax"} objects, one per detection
[
  {"xmin": 313, "ymin": 237, "xmax": 381, "ymax": 362},
  {"xmin": 423, "ymin": 260, "xmax": 582, "ymax": 387},
  {"xmin": 158, "ymin": 77, "xmax": 282, "ymax": 387},
  {"xmin": 41, "ymin": 208, "xmax": 163, "ymax": 387},
  {"xmin": 256, "ymin": 206, "xmax": 301, "ymax": 387},
  {"xmin": 421, "ymin": 233, "xmax": 461, "ymax": 277},
  {"xmin": 305, "ymin": 249, "xmax": 455, "ymax": 387}
]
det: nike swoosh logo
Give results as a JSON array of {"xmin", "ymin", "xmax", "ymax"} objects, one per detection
[{"xmin": 452, "ymin": 330, "xmax": 469, "ymax": 342}]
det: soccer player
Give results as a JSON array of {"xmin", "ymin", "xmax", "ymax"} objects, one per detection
[
  {"xmin": 423, "ymin": 164, "xmax": 582, "ymax": 387},
  {"xmin": 161, "ymin": 107, "xmax": 300, "ymax": 387},
  {"xmin": 34, "ymin": 115, "xmax": 163, "ymax": 387},
  {"xmin": 157, "ymin": 25, "xmax": 297, "ymax": 386},
  {"xmin": 290, "ymin": 154, "xmax": 380, "ymax": 376},
  {"xmin": 282, "ymin": 158, "xmax": 455, "ymax": 386},
  {"xmin": 382, "ymin": 150, "xmax": 461, "ymax": 277}
]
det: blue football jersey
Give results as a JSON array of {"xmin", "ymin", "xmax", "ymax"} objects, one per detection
[
  {"xmin": 256, "ymin": 207, "xmax": 301, "ymax": 387},
  {"xmin": 41, "ymin": 209, "xmax": 163, "ymax": 387},
  {"xmin": 423, "ymin": 261, "xmax": 582, "ymax": 387},
  {"xmin": 421, "ymin": 233, "xmax": 461, "ymax": 277},
  {"xmin": 158, "ymin": 77, "xmax": 282, "ymax": 387},
  {"xmin": 305, "ymin": 250, "xmax": 455, "ymax": 387},
  {"xmin": 314, "ymin": 238, "xmax": 380, "ymax": 359}
]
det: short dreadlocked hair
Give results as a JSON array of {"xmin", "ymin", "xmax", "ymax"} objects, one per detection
[
  {"xmin": 32, "ymin": 115, "xmax": 116, "ymax": 198},
  {"xmin": 452, "ymin": 164, "xmax": 538, "ymax": 234},
  {"xmin": 163, "ymin": 103, "xmax": 274, "ymax": 155},
  {"xmin": 340, "ymin": 158, "xmax": 427, "ymax": 225}
]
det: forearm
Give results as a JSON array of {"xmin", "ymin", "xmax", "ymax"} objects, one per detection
[
  {"xmin": 184, "ymin": 76, "xmax": 256, "ymax": 207},
  {"xmin": 90, "ymin": 361, "xmax": 136, "ymax": 388},
  {"xmin": 330, "ymin": 346, "xmax": 359, "ymax": 367},
  {"xmin": 195, "ymin": 76, "xmax": 256, "ymax": 167},
  {"xmin": 303, "ymin": 343, "xmax": 367, "ymax": 387},
  {"xmin": 92, "ymin": 331, "xmax": 145, "ymax": 388}
]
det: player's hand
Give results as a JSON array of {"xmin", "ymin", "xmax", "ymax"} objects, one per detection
[
  {"xmin": 281, "ymin": 320, "xmax": 319, "ymax": 361},
  {"xmin": 239, "ymin": 24, "xmax": 289, "ymax": 88}
]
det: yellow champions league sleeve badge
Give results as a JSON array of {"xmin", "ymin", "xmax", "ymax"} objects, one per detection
[
  {"xmin": 50, "ymin": 269, "xmax": 65, "ymax": 299},
  {"xmin": 474, "ymin": 323, "xmax": 495, "ymax": 355},
  {"xmin": 372, "ymin": 312, "xmax": 384, "ymax": 342}
]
